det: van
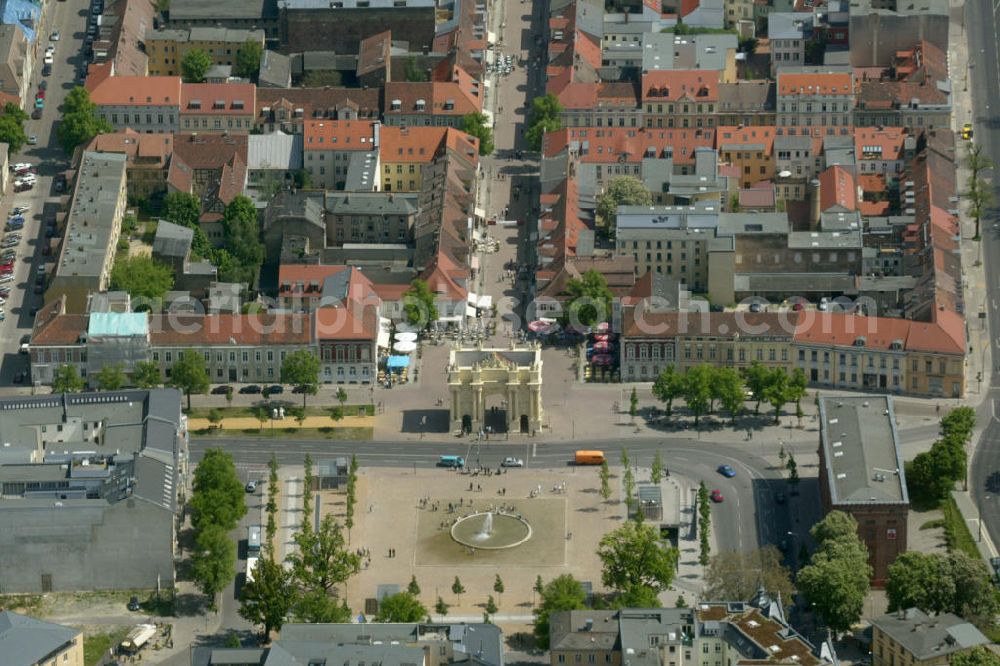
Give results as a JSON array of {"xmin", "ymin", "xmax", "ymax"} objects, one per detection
[
  {"xmin": 437, "ymin": 455, "xmax": 465, "ymax": 468},
  {"xmin": 247, "ymin": 525, "xmax": 261, "ymax": 554},
  {"xmin": 246, "ymin": 556, "xmax": 259, "ymax": 584},
  {"xmin": 575, "ymin": 450, "xmax": 605, "ymax": 465}
]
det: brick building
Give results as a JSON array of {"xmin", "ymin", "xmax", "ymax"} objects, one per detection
[{"xmin": 817, "ymin": 396, "xmax": 909, "ymax": 586}]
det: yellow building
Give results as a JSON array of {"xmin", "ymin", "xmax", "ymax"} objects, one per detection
[
  {"xmin": 146, "ymin": 26, "xmax": 265, "ymax": 77},
  {"xmin": 0, "ymin": 611, "xmax": 85, "ymax": 666},
  {"xmin": 717, "ymin": 126, "xmax": 777, "ymax": 189},
  {"xmin": 379, "ymin": 125, "xmax": 449, "ymax": 193}
]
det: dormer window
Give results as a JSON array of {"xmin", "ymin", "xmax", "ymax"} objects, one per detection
[
  {"xmin": 391, "ymin": 99, "xmax": 401, "ymax": 111},
  {"xmin": 415, "ymin": 99, "xmax": 426, "ymax": 111},
  {"xmin": 213, "ymin": 100, "xmax": 225, "ymax": 109},
  {"xmin": 188, "ymin": 99, "xmax": 201, "ymax": 109}
]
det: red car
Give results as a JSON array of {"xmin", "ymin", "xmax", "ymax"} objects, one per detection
[
  {"xmin": 35, "ymin": 89, "xmax": 45, "ymax": 99},
  {"xmin": 710, "ymin": 489, "xmax": 724, "ymax": 503}
]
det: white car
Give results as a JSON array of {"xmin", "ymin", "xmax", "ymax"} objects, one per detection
[
  {"xmin": 43, "ymin": 54, "xmax": 53, "ymax": 66},
  {"xmin": 45, "ymin": 45, "xmax": 55, "ymax": 56},
  {"xmin": 50, "ymin": 30, "xmax": 60, "ymax": 41},
  {"xmin": 501, "ymin": 457, "xmax": 524, "ymax": 468},
  {"xmin": 0, "ymin": 275, "xmax": 13, "ymax": 283},
  {"xmin": 10, "ymin": 163, "xmax": 31, "ymax": 173}
]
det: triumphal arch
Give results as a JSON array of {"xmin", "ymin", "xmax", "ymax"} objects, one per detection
[{"xmin": 448, "ymin": 343, "xmax": 544, "ymax": 435}]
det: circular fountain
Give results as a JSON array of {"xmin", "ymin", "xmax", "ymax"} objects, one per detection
[{"xmin": 450, "ymin": 510, "xmax": 532, "ymax": 550}]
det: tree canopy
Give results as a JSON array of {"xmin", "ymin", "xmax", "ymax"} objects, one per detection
[
  {"xmin": 596, "ymin": 176, "xmax": 653, "ymax": 231},
  {"xmin": 240, "ymin": 555, "xmax": 295, "ymax": 639},
  {"xmin": 52, "ymin": 364, "xmax": 85, "ymax": 393},
  {"xmin": 281, "ymin": 350, "xmax": 321, "ymax": 408},
  {"xmin": 597, "ymin": 521, "xmax": 679, "ymax": 594},
  {"xmin": 376, "ymin": 592, "xmax": 427, "ymax": 622},
  {"xmin": 190, "ymin": 524, "xmax": 236, "ymax": 607},
  {"xmin": 0, "ymin": 105, "xmax": 28, "ymax": 153},
  {"xmin": 952, "ymin": 647, "xmax": 1000, "ymax": 666},
  {"xmin": 132, "ymin": 360, "xmax": 162, "ymax": 388},
  {"xmin": 526, "ymin": 94, "xmax": 563, "ymax": 150},
  {"xmin": 705, "ymin": 546, "xmax": 795, "ymax": 603},
  {"xmin": 189, "ymin": 448, "xmax": 247, "ymax": 531},
  {"xmin": 796, "ymin": 511, "xmax": 871, "ymax": 635},
  {"xmin": 110, "ymin": 255, "xmax": 175, "ymax": 301},
  {"xmin": 533, "ymin": 575, "xmax": 587, "ymax": 649},
  {"xmin": 95, "ymin": 363, "xmax": 126, "ymax": 391},
  {"xmin": 462, "ymin": 113, "xmax": 494, "ymax": 156},
  {"xmin": 403, "ymin": 279, "xmax": 438, "ymax": 329},
  {"xmin": 170, "ymin": 349, "xmax": 210, "ymax": 410},
  {"xmin": 182, "ymin": 49, "xmax": 213, "ymax": 82},
  {"xmin": 234, "ymin": 40, "xmax": 264, "ymax": 79},
  {"xmin": 218, "ymin": 195, "xmax": 264, "ymax": 284},
  {"xmin": 563, "ymin": 269, "xmax": 613, "ymax": 329}
]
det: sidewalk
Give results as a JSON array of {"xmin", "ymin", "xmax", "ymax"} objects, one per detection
[{"xmin": 187, "ymin": 415, "xmax": 375, "ymax": 431}]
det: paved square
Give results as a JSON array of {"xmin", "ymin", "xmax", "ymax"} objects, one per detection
[{"xmin": 415, "ymin": 498, "xmax": 566, "ymax": 566}]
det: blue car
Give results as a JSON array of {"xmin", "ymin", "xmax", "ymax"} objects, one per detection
[
  {"xmin": 7, "ymin": 216, "xmax": 24, "ymax": 225},
  {"xmin": 717, "ymin": 464, "xmax": 736, "ymax": 478}
]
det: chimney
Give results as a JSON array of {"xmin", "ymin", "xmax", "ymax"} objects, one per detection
[{"xmin": 809, "ymin": 178, "xmax": 821, "ymax": 230}]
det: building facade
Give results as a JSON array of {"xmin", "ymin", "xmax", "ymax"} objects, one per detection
[
  {"xmin": 145, "ymin": 26, "xmax": 266, "ymax": 77},
  {"xmin": 90, "ymin": 76, "xmax": 183, "ymax": 133}
]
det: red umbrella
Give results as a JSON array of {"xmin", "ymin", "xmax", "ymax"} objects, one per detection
[
  {"xmin": 592, "ymin": 341, "xmax": 610, "ymax": 352},
  {"xmin": 592, "ymin": 354, "xmax": 613, "ymax": 366},
  {"xmin": 595, "ymin": 322, "xmax": 610, "ymax": 332},
  {"xmin": 593, "ymin": 333, "xmax": 609, "ymax": 342}
]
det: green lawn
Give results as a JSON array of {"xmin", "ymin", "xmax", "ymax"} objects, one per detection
[
  {"xmin": 187, "ymin": 404, "xmax": 373, "ymax": 419},
  {"xmin": 83, "ymin": 627, "xmax": 129, "ymax": 666},
  {"xmin": 193, "ymin": 426, "xmax": 373, "ymax": 440},
  {"xmin": 941, "ymin": 496, "xmax": 981, "ymax": 560}
]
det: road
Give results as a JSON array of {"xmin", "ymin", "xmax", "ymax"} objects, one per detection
[
  {"xmin": 964, "ymin": 0, "xmax": 1000, "ymax": 554},
  {"xmin": 0, "ymin": 0, "xmax": 89, "ymax": 383}
]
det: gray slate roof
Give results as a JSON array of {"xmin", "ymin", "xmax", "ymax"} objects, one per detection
[
  {"xmin": 248, "ymin": 132, "xmax": 304, "ymax": 171},
  {"xmin": 871, "ymin": 609, "xmax": 988, "ymax": 660},
  {"xmin": 0, "ymin": 611, "xmax": 80, "ymax": 666},
  {"xmin": 153, "ymin": 220, "xmax": 194, "ymax": 259}
]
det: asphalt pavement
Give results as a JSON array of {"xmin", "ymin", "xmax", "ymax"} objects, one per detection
[
  {"xmin": 963, "ymin": 0, "xmax": 1000, "ymax": 553},
  {"xmin": 0, "ymin": 0, "xmax": 91, "ymax": 382}
]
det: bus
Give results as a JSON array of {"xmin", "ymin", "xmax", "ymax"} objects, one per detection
[
  {"xmin": 247, "ymin": 525, "xmax": 261, "ymax": 555},
  {"xmin": 437, "ymin": 455, "xmax": 465, "ymax": 468},
  {"xmin": 246, "ymin": 556, "xmax": 259, "ymax": 584},
  {"xmin": 575, "ymin": 450, "xmax": 605, "ymax": 465}
]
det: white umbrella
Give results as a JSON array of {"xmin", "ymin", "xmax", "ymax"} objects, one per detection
[
  {"xmin": 396, "ymin": 322, "xmax": 420, "ymax": 334},
  {"xmin": 395, "ymin": 331, "xmax": 418, "ymax": 342},
  {"xmin": 393, "ymin": 340, "xmax": 418, "ymax": 353}
]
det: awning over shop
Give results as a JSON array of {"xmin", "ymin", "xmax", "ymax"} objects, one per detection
[
  {"xmin": 477, "ymin": 295, "xmax": 492, "ymax": 309},
  {"xmin": 465, "ymin": 305, "xmax": 477, "ymax": 318},
  {"xmin": 386, "ymin": 355, "xmax": 411, "ymax": 369},
  {"xmin": 377, "ymin": 317, "xmax": 392, "ymax": 349}
]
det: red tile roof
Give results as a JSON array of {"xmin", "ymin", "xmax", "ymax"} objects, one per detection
[
  {"xmin": 716, "ymin": 125, "xmax": 776, "ymax": 153},
  {"xmin": 777, "ymin": 71, "xmax": 853, "ymax": 97},
  {"xmin": 303, "ymin": 120, "xmax": 379, "ymax": 152},
  {"xmin": 855, "ymin": 127, "xmax": 907, "ymax": 161},
  {"xmin": 314, "ymin": 306, "xmax": 378, "ymax": 341},
  {"xmin": 818, "ymin": 165, "xmax": 857, "ymax": 212},
  {"xmin": 543, "ymin": 126, "xmax": 715, "ymax": 165},
  {"xmin": 379, "ymin": 126, "xmax": 449, "ymax": 163},
  {"xmin": 180, "ymin": 82, "xmax": 256, "ymax": 116},
  {"xmin": 642, "ymin": 70, "xmax": 720, "ymax": 102},
  {"xmin": 90, "ymin": 75, "xmax": 182, "ymax": 107}
]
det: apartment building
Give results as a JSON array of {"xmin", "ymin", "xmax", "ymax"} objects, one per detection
[
  {"xmin": 179, "ymin": 82, "xmax": 256, "ymax": 133},
  {"xmin": 871, "ymin": 609, "xmax": 989, "ymax": 666},
  {"xmin": 550, "ymin": 599, "xmax": 831, "ymax": 666},
  {"xmin": 642, "ymin": 70, "xmax": 720, "ymax": 130},
  {"xmin": 326, "ymin": 192, "xmax": 418, "ymax": 245},
  {"xmin": 716, "ymin": 81, "xmax": 776, "ymax": 127},
  {"xmin": 0, "ymin": 24, "xmax": 32, "ymax": 106},
  {"xmin": 145, "ymin": 26, "xmax": 266, "ymax": 76},
  {"xmin": 768, "ymin": 13, "xmax": 810, "ymax": 76},
  {"xmin": 773, "ymin": 134, "xmax": 822, "ymax": 201},
  {"xmin": 256, "ymin": 88, "xmax": 381, "ymax": 134},
  {"xmin": 817, "ymin": 396, "xmax": 909, "ymax": 585},
  {"xmin": 619, "ymin": 308, "xmax": 795, "ymax": 381},
  {"xmin": 614, "ymin": 206, "xmax": 718, "ymax": 291},
  {"xmin": 854, "ymin": 41, "xmax": 951, "ymax": 132},
  {"xmin": 855, "ymin": 127, "xmax": 909, "ymax": 177},
  {"xmin": 716, "ymin": 125, "xmax": 776, "ymax": 188},
  {"xmin": 47, "ymin": 152, "xmax": 129, "ymax": 313},
  {"xmin": 558, "ymin": 82, "xmax": 642, "ymax": 129},
  {"xmin": 383, "ymin": 80, "xmax": 483, "ymax": 128},
  {"xmin": 303, "ymin": 119, "xmax": 379, "ymax": 190},
  {"xmin": 379, "ymin": 126, "xmax": 477, "ymax": 193},
  {"xmin": 87, "ymin": 130, "xmax": 175, "ymax": 200},
  {"xmin": 776, "ymin": 68, "xmax": 854, "ymax": 134},
  {"xmin": 90, "ymin": 76, "xmax": 182, "ymax": 133}
]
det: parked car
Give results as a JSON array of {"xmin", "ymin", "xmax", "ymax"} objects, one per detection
[
  {"xmin": 35, "ymin": 89, "xmax": 45, "ymax": 99},
  {"xmin": 0, "ymin": 275, "xmax": 14, "ymax": 283},
  {"xmin": 11, "ymin": 162, "xmax": 32, "ymax": 172},
  {"xmin": 41, "ymin": 63, "xmax": 51, "ymax": 76},
  {"xmin": 34, "ymin": 97, "xmax": 44, "ymax": 109},
  {"xmin": 501, "ymin": 457, "xmax": 524, "ymax": 467},
  {"xmin": 710, "ymin": 489, "xmax": 724, "ymax": 503},
  {"xmin": 43, "ymin": 54, "xmax": 53, "ymax": 66},
  {"xmin": 30, "ymin": 108, "xmax": 41, "ymax": 120},
  {"xmin": 127, "ymin": 596, "xmax": 140, "ymax": 612},
  {"xmin": 245, "ymin": 481, "xmax": 258, "ymax": 493},
  {"xmin": 210, "ymin": 385, "xmax": 230, "ymax": 395},
  {"xmin": 263, "ymin": 384, "xmax": 284, "ymax": 395},
  {"xmin": 50, "ymin": 30, "xmax": 60, "ymax": 41},
  {"xmin": 27, "ymin": 135, "xmax": 37, "ymax": 145},
  {"xmin": 11, "ymin": 206, "xmax": 28, "ymax": 215},
  {"xmin": 239, "ymin": 384, "xmax": 262, "ymax": 394}
]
